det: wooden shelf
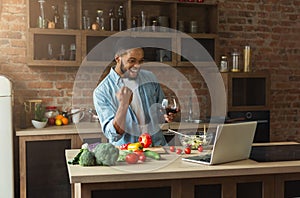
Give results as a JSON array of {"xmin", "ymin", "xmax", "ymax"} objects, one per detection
[
  {"xmin": 221, "ymin": 72, "xmax": 270, "ymax": 112},
  {"xmin": 27, "ymin": 29, "xmax": 82, "ymax": 66},
  {"xmin": 27, "ymin": 0, "xmax": 219, "ymax": 67}
]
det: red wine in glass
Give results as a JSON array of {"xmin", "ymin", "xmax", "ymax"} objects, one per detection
[
  {"xmin": 162, "ymin": 97, "xmax": 178, "ymax": 115},
  {"xmin": 165, "ymin": 107, "xmax": 178, "ymax": 114}
]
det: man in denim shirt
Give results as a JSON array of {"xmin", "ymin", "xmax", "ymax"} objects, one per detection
[{"xmin": 93, "ymin": 38, "xmax": 175, "ymax": 146}]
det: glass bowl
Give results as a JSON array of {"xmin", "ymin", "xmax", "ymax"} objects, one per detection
[{"xmin": 178, "ymin": 133, "xmax": 214, "ymax": 149}]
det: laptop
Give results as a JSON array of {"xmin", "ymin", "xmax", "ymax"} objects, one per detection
[{"xmin": 182, "ymin": 121, "xmax": 257, "ymax": 165}]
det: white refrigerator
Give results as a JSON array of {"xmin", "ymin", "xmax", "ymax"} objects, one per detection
[{"xmin": 0, "ymin": 75, "xmax": 14, "ymax": 198}]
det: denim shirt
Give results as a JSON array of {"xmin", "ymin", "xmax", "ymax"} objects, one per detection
[{"xmin": 93, "ymin": 67, "xmax": 167, "ymax": 146}]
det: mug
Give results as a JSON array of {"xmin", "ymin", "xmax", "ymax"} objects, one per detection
[{"xmin": 71, "ymin": 109, "xmax": 85, "ymax": 124}]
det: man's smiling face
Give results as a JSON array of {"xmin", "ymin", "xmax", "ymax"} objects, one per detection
[{"xmin": 116, "ymin": 48, "xmax": 144, "ymax": 79}]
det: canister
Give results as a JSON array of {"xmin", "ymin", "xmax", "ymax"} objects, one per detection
[
  {"xmin": 231, "ymin": 50, "xmax": 240, "ymax": 72},
  {"xmin": 220, "ymin": 55, "xmax": 228, "ymax": 72},
  {"xmin": 244, "ymin": 45, "xmax": 251, "ymax": 72}
]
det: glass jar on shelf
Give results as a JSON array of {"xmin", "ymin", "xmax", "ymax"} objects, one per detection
[
  {"xmin": 45, "ymin": 106, "xmax": 59, "ymax": 119},
  {"xmin": 231, "ymin": 49, "xmax": 240, "ymax": 72},
  {"xmin": 219, "ymin": 55, "xmax": 228, "ymax": 72}
]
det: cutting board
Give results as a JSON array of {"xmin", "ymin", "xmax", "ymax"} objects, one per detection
[{"xmin": 143, "ymin": 146, "xmax": 166, "ymax": 154}]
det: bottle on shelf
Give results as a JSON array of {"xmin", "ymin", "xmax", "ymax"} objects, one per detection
[
  {"xmin": 151, "ymin": 20, "xmax": 158, "ymax": 32},
  {"xmin": 59, "ymin": 44, "xmax": 65, "ymax": 60},
  {"xmin": 141, "ymin": 11, "xmax": 147, "ymax": 31},
  {"xmin": 96, "ymin": 9, "xmax": 104, "ymax": 30},
  {"xmin": 109, "ymin": 8, "xmax": 116, "ymax": 31},
  {"xmin": 82, "ymin": 9, "xmax": 91, "ymax": 30},
  {"xmin": 117, "ymin": 5, "xmax": 125, "ymax": 31},
  {"xmin": 69, "ymin": 43, "xmax": 76, "ymax": 61},
  {"xmin": 37, "ymin": 0, "xmax": 46, "ymax": 28},
  {"xmin": 188, "ymin": 96, "xmax": 193, "ymax": 121},
  {"xmin": 63, "ymin": 1, "xmax": 69, "ymax": 29},
  {"xmin": 131, "ymin": 16, "xmax": 138, "ymax": 31},
  {"xmin": 47, "ymin": 43, "xmax": 53, "ymax": 60},
  {"xmin": 52, "ymin": 5, "xmax": 60, "ymax": 29}
]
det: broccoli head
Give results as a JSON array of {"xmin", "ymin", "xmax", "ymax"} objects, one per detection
[
  {"xmin": 94, "ymin": 143, "xmax": 119, "ymax": 166},
  {"xmin": 79, "ymin": 149, "xmax": 96, "ymax": 166}
]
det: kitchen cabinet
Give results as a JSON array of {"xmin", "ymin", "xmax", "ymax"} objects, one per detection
[
  {"xmin": 27, "ymin": 0, "xmax": 218, "ymax": 67},
  {"xmin": 66, "ymin": 142, "xmax": 300, "ymax": 198},
  {"xmin": 16, "ymin": 122, "xmax": 205, "ymax": 198},
  {"xmin": 275, "ymin": 173, "xmax": 300, "ymax": 198},
  {"xmin": 27, "ymin": 28, "xmax": 82, "ymax": 66},
  {"xmin": 221, "ymin": 72, "xmax": 271, "ymax": 142},
  {"xmin": 16, "ymin": 123, "xmax": 107, "ymax": 198},
  {"xmin": 221, "ymin": 72, "xmax": 270, "ymax": 112}
]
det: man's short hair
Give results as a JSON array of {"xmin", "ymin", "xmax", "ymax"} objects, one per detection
[{"xmin": 115, "ymin": 37, "xmax": 142, "ymax": 56}]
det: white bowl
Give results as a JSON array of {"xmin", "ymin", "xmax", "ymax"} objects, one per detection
[{"xmin": 31, "ymin": 119, "xmax": 48, "ymax": 129}]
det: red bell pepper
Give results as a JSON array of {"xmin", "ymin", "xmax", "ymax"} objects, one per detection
[
  {"xmin": 138, "ymin": 133, "xmax": 152, "ymax": 148},
  {"xmin": 120, "ymin": 142, "xmax": 131, "ymax": 150}
]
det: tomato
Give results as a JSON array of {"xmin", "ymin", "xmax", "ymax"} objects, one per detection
[
  {"xmin": 176, "ymin": 148, "xmax": 182, "ymax": 154},
  {"xmin": 198, "ymin": 145, "xmax": 203, "ymax": 152},
  {"xmin": 125, "ymin": 153, "xmax": 139, "ymax": 164},
  {"xmin": 184, "ymin": 147, "xmax": 191, "ymax": 154},
  {"xmin": 134, "ymin": 151, "xmax": 146, "ymax": 162},
  {"xmin": 169, "ymin": 146, "xmax": 176, "ymax": 152},
  {"xmin": 139, "ymin": 155, "xmax": 146, "ymax": 162}
]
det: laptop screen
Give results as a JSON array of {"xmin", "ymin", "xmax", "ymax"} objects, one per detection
[{"xmin": 182, "ymin": 122, "xmax": 257, "ymax": 165}]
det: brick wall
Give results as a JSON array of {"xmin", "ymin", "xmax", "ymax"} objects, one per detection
[
  {"xmin": 0, "ymin": 0, "xmax": 299, "ymax": 141},
  {"xmin": 217, "ymin": 0, "xmax": 300, "ymax": 141}
]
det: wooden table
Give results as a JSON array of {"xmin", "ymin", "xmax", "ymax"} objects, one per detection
[{"xmin": 66, "ymin": 142, "xmax": 300, "ymax": 198}]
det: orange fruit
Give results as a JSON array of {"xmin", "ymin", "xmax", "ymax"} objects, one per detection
[
  {"xmin": 55, "ymin": 114, "xmax": 64, "ymax": 120},
  {"xmin": 61, "ymin": 117, "xmax": 69, "ymax": 125},
  {"xmin": 55, "ymin": 119, "xmax": 62, "ymax": 126}
]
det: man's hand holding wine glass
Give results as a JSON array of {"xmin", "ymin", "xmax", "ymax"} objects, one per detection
[{"xmin": 162, "ymin": 96, "xmax": 180, "ymax": 123}]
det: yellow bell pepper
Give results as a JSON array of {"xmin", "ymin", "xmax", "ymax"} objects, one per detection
[{"xmin": 127, "ymin": 142, "xmax": 143, "ymax": 151}]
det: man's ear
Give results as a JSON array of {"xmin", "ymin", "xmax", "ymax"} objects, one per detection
[{"xmin": 115, "ymin": 56, "xmax": 121, "ymax": 63}]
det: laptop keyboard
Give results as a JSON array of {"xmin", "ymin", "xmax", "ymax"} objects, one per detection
[
  {"xmin": 199, "ymin": 154, "xmax": 212, "ymax": 162},
  {"xmin": 184, "ymin": 154, "xmax": 212, "ymax": 163}
]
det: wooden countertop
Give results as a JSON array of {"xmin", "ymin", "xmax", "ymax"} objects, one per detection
[
  {"xmin": 16, "ymin": 121, "xmax": 209, "ymax": 136},
  {"xmin": 66, "ymin": 142, "xmax": 300, "ymax": 184},
  {"xmin": 16, "ymin": 122, "xmax": 102, "ymax": 136}
]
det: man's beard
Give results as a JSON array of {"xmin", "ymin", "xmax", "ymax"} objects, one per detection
[
  {"xmin": 121, "ymin": 60, "xmax": 139, "ymax": 80},
  {"xmin": 120, "ymin": 59, "xmax": 127, "ymax": 74}
]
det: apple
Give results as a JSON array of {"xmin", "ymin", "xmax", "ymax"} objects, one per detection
[{"xmin": 48, "ymin": 117, "xmax": 55, "ymax": 125}]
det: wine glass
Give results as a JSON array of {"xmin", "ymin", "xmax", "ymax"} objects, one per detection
[
  {"xmin": 162, "ymin": 96, "xmax": 178, "ymax": 114},
  {"xmin": 161, "ymin": 96, "xmax": 179, "ymax": 130},
  {"xmin": 47, "ymin": 43, "xmax": 53, "ymax": 60}
]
